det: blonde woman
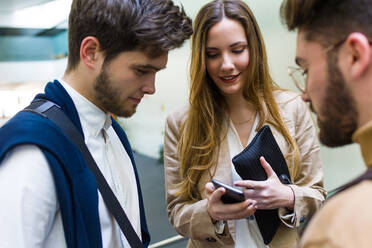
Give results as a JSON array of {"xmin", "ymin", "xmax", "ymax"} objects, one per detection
[{"xmin": 164, "ymin": 0, "xmax": 326, "ymax": 247}]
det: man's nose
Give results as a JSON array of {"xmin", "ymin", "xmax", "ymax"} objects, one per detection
[{"xmin": 142, "ymin": 75, "xmax": 156, "ymax": 95}]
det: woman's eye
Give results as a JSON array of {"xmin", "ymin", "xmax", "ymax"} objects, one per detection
[
  {"xmin": 232, "ymin": 48, "xmax": 245, "ymax": 54},
  {"xmin": 206, "ymin": 53, "xmax": 218, "ymax": 58}
]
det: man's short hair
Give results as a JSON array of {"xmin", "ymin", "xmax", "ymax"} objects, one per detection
[
  {"xmin": 66, "ymin": 0, "xmax": 193, "ymax": 71},
  {"xmin": 280, "ymin": 0, "xmax": 372, "ymax": 47}
]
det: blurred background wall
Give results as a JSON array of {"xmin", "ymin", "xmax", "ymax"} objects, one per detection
[{"xmin": 0, "ymin": 0, "xmax": 365, "ymax": 191}]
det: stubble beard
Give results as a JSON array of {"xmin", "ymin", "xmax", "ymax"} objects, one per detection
[
  {"xmin": 93, "ymin": 68, "xmax": 136, "ymax": 118},
  {"xmin": 317, "ymin": 52, "xmax": 358, "ymax": 147}
]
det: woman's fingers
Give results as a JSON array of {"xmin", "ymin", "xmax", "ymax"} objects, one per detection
[
  {"xmin": 259, "ymin": 156, "xmax": 275, "ymax": 178},
  {"xmin": 234, "ymin": 180, "xmax": 264, "ymax": 189},
  {"xmin": 218, "ymin": 200, "xmax": 257, "ymax": 220}
]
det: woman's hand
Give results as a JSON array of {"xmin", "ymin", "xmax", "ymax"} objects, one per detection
[
  {"xmin": 205, "ymin": 182, "xmax": 256, "ymax": 222},
  {"xmin": 234, "ymin": 156, "xmax": 295, "ymax": 210}
]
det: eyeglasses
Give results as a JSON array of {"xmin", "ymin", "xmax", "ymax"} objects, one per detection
[
  {"xmin": 287, "ymin": 66, "xmax": 307, "ymax": 93},
  {"xmin": 288, "ymin": 38, "xmax": 347, "ymax": 93}
]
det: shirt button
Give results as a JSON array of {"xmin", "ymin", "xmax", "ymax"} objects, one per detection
[
  {"xmin": 206, "ymin": 237, "xmax": 217, "ymax": 242},
  {"xmin": 247, "ymin": 215, "xmax": 255, "ymax": 220}
]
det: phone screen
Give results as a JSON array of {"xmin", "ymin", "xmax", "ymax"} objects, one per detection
[{"xmin": 212, "ymin": 179, "xmax": 245, "ymax": 204}]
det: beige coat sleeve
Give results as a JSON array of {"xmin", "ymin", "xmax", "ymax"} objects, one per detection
[
  {"xmin": 278, "ymin": 95, "xmax": 326, "ymax": 228},
  {"xmin": 163, "ymin": 109, "xmax": 233, "ymax": 244},
  {"xmin": 301, "ymin": 181, "xmax": 372, "ymax": 248}
]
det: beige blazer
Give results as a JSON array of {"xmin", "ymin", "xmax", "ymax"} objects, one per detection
[
  {"xmin": 300, "ymin": 180, "xmax": 372, "ymax": 248},
  {"xmin": 164, "ymin": 90, "xmax": 326, "ymax": 248},
  {"xmin": 300, "ymin": 120, "xmax": 372, "ymax": 248}
]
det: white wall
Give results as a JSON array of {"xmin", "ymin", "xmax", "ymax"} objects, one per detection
[
  {"xmin": 0, "ymin": 0, "xmax": 70, "ymax": 29},
  {"xmin": 0, "ymin": 59, "xmax": 67, "ymax": 83},
  {"xmin": 0, "ymin": 0, "xmax": 365, "ymax": 191},
  {"xmin": 0, "ymin": 59, "xmax": 67, "ymax": 123}
]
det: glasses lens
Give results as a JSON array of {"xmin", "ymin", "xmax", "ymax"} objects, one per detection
[{"xmin": 289, "ymin": 68, "xmax": 306, "ymax": 92}]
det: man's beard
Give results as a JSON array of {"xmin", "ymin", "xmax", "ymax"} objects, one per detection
[
  {"xmin": 93, "ymin": 68, "xmax": 136, "ymax": 118},
  {"xmin": 317, "ymin": 52, "xmax": 358, "ymax": 147}
]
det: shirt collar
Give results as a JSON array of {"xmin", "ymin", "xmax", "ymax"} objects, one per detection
[
  {"xmin": 59, "ymin": 79, "xmax": 112, "ymax": 138},
  {"xmin": 352, "ymin": 120, "xmax": 372, "ymax": 168}
]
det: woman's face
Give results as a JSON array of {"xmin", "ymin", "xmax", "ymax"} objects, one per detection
[{"xmin": 205, "ymin": 17, "xmax": 250, "ymax": 98}]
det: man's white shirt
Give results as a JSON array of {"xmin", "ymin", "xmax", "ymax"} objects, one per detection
[{"xmin": 0, "ymin": 80, "xmax": 141, "ymax": 247}]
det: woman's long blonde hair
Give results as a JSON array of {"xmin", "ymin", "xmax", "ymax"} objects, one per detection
[{"xmin": 177, "ymin": 0, "xmax": 300, "ymax": 202}]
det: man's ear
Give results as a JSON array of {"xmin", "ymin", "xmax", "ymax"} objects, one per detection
[
  {"xmin": 80, "ymin": 36, "xmax": 102, "ymax": 70},
  {"xmin": 346, "ymin": 33, "xmax": 371, "ymax": 79}
]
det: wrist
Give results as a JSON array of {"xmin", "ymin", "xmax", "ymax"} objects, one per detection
[
  {"xmin": 285, "ymin": 185, "xmax": 295, "ymax": 210},
  {"xmin": 207, "ymin": 207, "xmax": 217, "ymax": 224}
]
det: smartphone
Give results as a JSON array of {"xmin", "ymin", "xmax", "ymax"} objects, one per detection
[{"xmin": 211, "ymin": 179, "xmax": 245, "ymax": 204}]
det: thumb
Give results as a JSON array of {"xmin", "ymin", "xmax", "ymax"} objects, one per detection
[
  {"xmin": 211, "ymin": 187, "xmax": 226, "ymax": 203},
  {"xmin": 205, "ymin": 182, "xmax": 215, "ymax": 194},
  {"xmin": 260, "ymin": 156, "xmax": 275, "ymax": 178}
]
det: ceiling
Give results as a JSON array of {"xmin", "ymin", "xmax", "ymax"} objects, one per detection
[
  {"xmin": 0, "ymin": 0, "xmax": 53, "ymax": 13},
  {"xmin": 0, "ymin": 0, "xmax": 68, "ymax": 61},
  {"xmin": 0, "ymin": 0, "xmax": 70, "ymax": 29}
]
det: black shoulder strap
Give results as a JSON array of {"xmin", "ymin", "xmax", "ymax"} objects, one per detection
[
  {"xmin": 299, "ymin": 166, "xmax": 372, "ymax": 237},
  {"xmin": 328, "ymin": 167, "xmax": 372, "ymax": 198},
  {"xmin": 23, "ymin": 99, "xmax": 144, "ymax": 248}
]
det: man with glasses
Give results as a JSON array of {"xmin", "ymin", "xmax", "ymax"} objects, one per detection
[{"xmin": 281, "ymin": 0, "xmax": 372, "ymax": 247}]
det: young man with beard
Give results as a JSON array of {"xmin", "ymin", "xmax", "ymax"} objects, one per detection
[
  {"xmin": 0, "ymin": 0, "xmax": 192, "ymax": 247},
  {"xmin": 281, "ymin": 0, "xmax": 372, "ymax": 247}
]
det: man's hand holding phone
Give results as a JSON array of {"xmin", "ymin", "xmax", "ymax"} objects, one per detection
[{"xmin": 205, "ymin": 179, "xmax": 256, "ymax": 222}]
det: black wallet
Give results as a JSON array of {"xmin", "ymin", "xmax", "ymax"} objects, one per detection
[{"xmin": 232, "ymin": 125, "xmax": 292, "ymax": 245}]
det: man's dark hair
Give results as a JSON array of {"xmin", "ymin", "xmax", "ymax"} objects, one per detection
[
  {"xmin": 280, "ymin": 0, "xmax": 372, "ymax": 47},
  {"xmin": 66, "ymin": 0, "xmax": 193, "ymax": 71}
]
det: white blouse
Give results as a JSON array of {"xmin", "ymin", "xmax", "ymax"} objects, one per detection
[{"xmin": 227, "ymin": 116, "xmax": 268, "ymax": 248}]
